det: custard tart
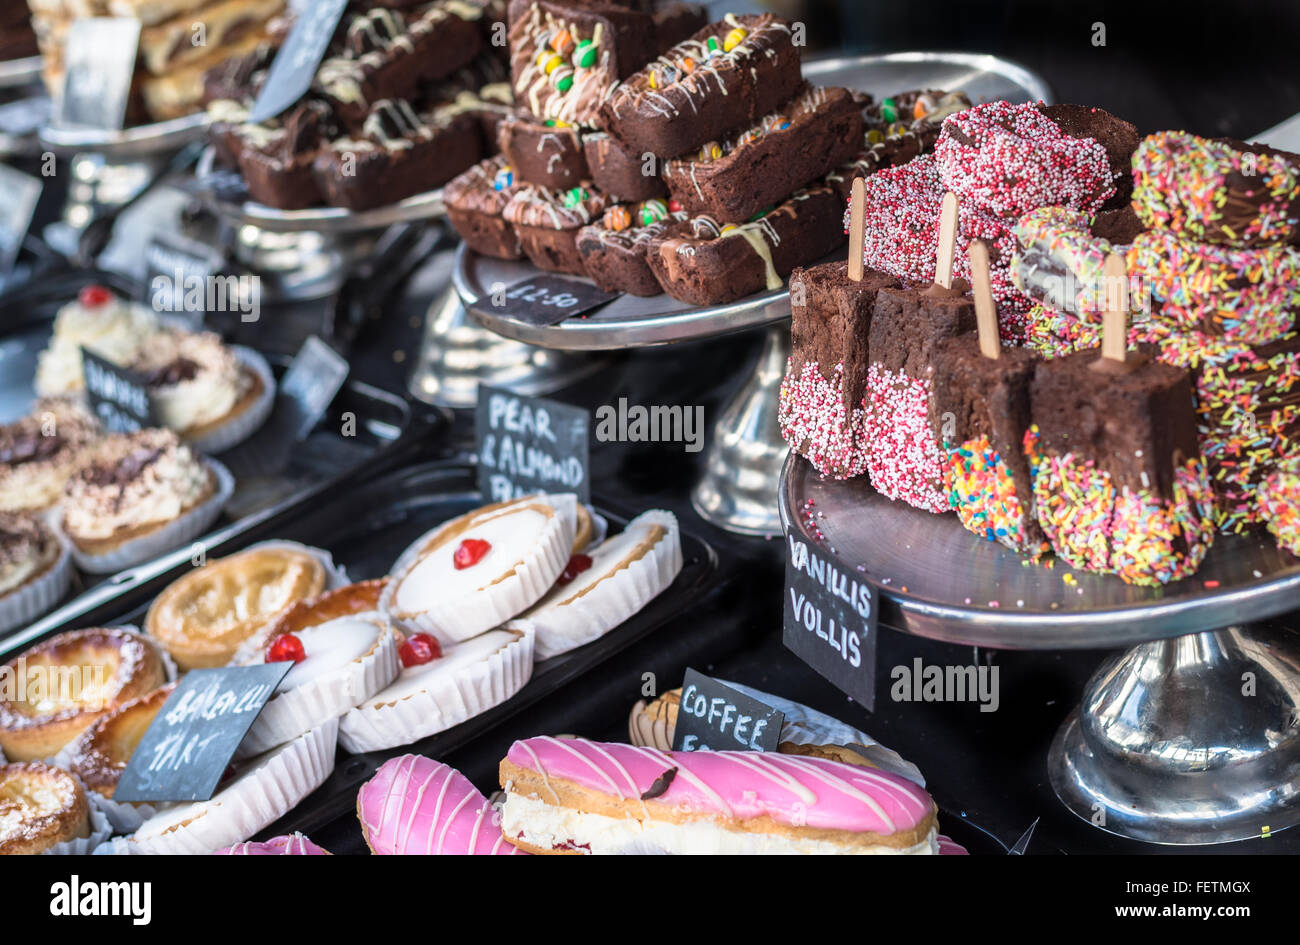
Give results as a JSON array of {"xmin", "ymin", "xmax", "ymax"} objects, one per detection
[
  {"xmin": 0, "ymin": 628, "xmax": 168, "ymax": 762},
  {"xmin": 0, "ymin": 762, "xmax": 91, "ymax": 855},
  {"xmin": 145, "ymin": 545, "xmax": 327, "ymax": 670},
  {"xmin": 69, "ymin": 684, "xmax": 173, "ymax": 800}
]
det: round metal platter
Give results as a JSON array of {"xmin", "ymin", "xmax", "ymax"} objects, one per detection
[
  {"xmin": 458, "ymin": 51, "xmax": 1052, "ymax": 350},
  {"xmin": 779, "ymin": 452, "xmax": 1300, "ymax": 650},
  {"xmin": 0, "ymin": 56, "xmax": 42, "ymax": 90},
  {"xmin": 39, "ymin": 111, "xmax": 210, "ymax": 157}
]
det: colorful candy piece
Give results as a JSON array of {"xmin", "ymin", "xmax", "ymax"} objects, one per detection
[
  {"xmin": 638, "ymin": 198, "xmax": 668, "ymax": 226},
  {"xmin": 723, "ymin": 26, "xmax": 748, "ymax": 51},
  {"xmin": 562, "ymin": 186, "xmax": 589, "ymax": 209},
  {"xmin": 552, "ymin": 68, "xmax": 574, "ymax": 92},
  {"xmin": 880, "ymin": 97, "xmax": 897, "ymax": 123},
  {"xmin": 1261, "ymin": 456, "xmax": 1300, "ymax": 555},
  {"xmin": 550, "ymin": 28, "xmax": 574, "ymax": 57},
  {"xmin": 492, "ymin": 165, "xmax": 514, "ymax": 191},
  {"xmin": 572, "ymin": 38, "xmax": 596, "ymax": 69},
  {"xmin": 603, "ymin": 205, "xmax": 632, "ymax": 231}
]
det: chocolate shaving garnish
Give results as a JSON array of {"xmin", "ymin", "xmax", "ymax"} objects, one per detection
[
  {"xmin": 138, "ymin": 357, "xmax": 199, "ymax": 387},
  {"xmin": 0, "ymin": 431, "xmax": 62, "ymax": 465},
  {"xmin": 640, "ymin": 766, "xmax": 677, "ymax": 800}
]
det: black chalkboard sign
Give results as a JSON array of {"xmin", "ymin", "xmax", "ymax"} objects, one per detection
[
  {"xmin": 114, "ymin": 663, "xmax": 292, "ymax": 803},
  {"xmin": 0, "ymin": 164, "xmax": 40, "ymax": 273},
  {"xmin": 476, "ymin": 385, "xmax": 590, "ymax": 504},
  {"xmin": 142, "ymin": 232, "xmax": 225, "ymax": 329},
  {"xmin": 490, "ymin": 275, "xmax": 619, "ymax": 327},
  {"xmin": 278, "ymin": 335, "xmax": 350, "ymax": 441},
  {"xmin": 672, "ymin": 668, "xmax": 784, "ymax": 753},
  {"xmin": 782, "ymin": 533, "xmax": 878, "ymax": 711},
  {"xmin": 81, "ymin": 349, "xmax": 155, "ymax": 433},
  {"xmin": 248, "ymin": 0, "xmax": 349, "ymax": 124},
  {"xmin": 57, "ymin": 18, "xmax": 140, "ymax": 130}
]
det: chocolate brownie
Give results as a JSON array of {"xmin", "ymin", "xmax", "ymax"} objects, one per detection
[
  {"xmin": 930, "ymin": 335, "xmax": 1046, "ymax": 549},
  {"xmin": 1037, "ymin": 103, "xmax": 1140, "ymax": 211},
  {"xmin": 661, "ymin": 85, "xmax": 865, "ymax": 223},
  {"xmin": 575, "ymin": 201, "xmax": 685, "ymax": 295},
  {"xmin": 583, "ymin": 131, "xmax": 666, "ymax": 201},
  {"xmin": 651, "ymin": 2, "xmax": 708, "ymax": 50},
  {"xmin": 643, "ymin": 184, "xmax": 847, "ymax": 305},
  {"xmin": 503, "ymin": 183, "xmax": 615, "ymax": 275},
  {"xmin": 599, "ymin": 14, "xmax": 802, "ymax": 159},
  {"xmin": 313, "ymin": 100, "xmax": 482, "ymax": 211},
  {"xmin": 445, "ymin": 155, "xmax": 526, "ymax": 260},
  {"xmin": 202, "ymin": 40, "xmax": 277, "ymax": 107},
  {"xmin": 870, "ymin": 282, "xmax": 978, "ymax": 379},
  {"xmin": 231, "ymin": 100, "xmax": 335, "ymax": 210},
  {"xmin": 508, "ymin": 0, "xmax": 660, "ymax": 127},
  {"xmin": 1030, "ymin": 346, "xmax": 1201, "ymax": 496},
  {"xmin": 497, "ymin": 113, "xmax": 589, "ymax": 188},
  {"xmin": 317, "ymin": 3, "xmax": 485, "ymax": 128}
]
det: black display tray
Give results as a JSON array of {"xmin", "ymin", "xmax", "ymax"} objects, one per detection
[
  {"xmin": 1, "ymin": 460, "xmax": 725, "ymax": 841},
  {"xmin": 0, "ymin": 269, "xmax": 448, "ymax": 643}
]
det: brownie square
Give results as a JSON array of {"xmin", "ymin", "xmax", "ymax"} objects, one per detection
[
  {"xmin": 583, "ymin": 131, "xmax": 666, "ymax": 201},
  {"xmin": 868, "ymin": 283, "xmax": 978, "ymax": 377},
  {"xmin": 497, "ymin": 113, "xmax": 589, "ymax": 188},
  {"xmin": 445, "ymin": 155, "xmax": 525, "ymax": 260}
]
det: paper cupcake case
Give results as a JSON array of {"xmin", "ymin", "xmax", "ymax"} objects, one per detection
[
  {"xmin": 518, "ymin": 510, "xmax": 683, "ymax": 661},
  {"xmin": 66, "ymin": 457, "xmax": 235, "ymax": 575},
  {"xmin": 94, "ymin": 718, "xmax": 338, "ymax": 855},
  {"xmin": 237, "ymin": 618, "xmax": 401, "ymax": 757},
  {"xmin": 42, "ymin": 798, "xmax": 112, "ymax": 856},
  {"xmin": 338, "ymin": 626, "xmax": 535, "ymax": 753},
  {"xmin": 185, "ymin": 347, "xmax": 276, "ymax": 456},
  {"xmin": 0, "ymin": 538, "xmax": 72, "ymax": 634},
  {"xmin": 381, "ymin": 495, "xmax": 575, "ymax": 644}
]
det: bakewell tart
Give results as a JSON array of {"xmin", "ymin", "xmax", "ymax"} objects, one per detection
[
  {"xmin": 509, "ymin": 509, "xmax": 682, "ymax": 660},
  {"xmin": 68, "ymin": 684, "xmax": 173, "ymax": 801},
  {"xmin": 499, "ymin": 736, "xmax": 940, "ymax": 855},
  {"xmin": 0, "ymin": 397, "xmax": 102, "ymax": 512},
  {"xmin": 146, "ymin": 544, "xmax": 327, "ymax": 670},
  {"xmin": 237, "ymin": 580, "xmax": 401, "ymax": 756},
  {"xmin": 0, "ymin": 762, "xmax": 91, "ymax": 855},
  {"xmin": 34, "ymin": 286, "xmax": 160, "ymax": 397},
  {"xmin": 338, "ymin": 625, "xmax": 534, "ymax": 753},
  {"xmin": 0, "ymin": 628, "xmax": 168, "ymax": 762},
  {"xmin": 380, "ymin": 493, "xmax": 577, "ymax": 644},
  {"xmin": 127, "ymin": 329, "xmax": 263, "ymax": 440},
  {"xmin": 60, "ymin": 429, "xmax": 216, "ymax": 556}
]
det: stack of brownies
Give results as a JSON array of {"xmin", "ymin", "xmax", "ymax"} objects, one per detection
[
  {"xmin": 204, "ymin": 0, "xmax": 513, "ymax": 211},
  {"xmin": 445, "ymin": 4, "xmax": 965, "ymax": 306}
]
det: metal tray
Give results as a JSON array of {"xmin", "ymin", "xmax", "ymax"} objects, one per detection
[
  {"xmin": 0, "ymin": 56, "xmax": 41, "ymax": 90},
  {"xmin": 192, "ymin": 146, "xmax": 447, "ymax": 234},
  {"xmin": 780, "ymin": 452, "xmax": 1300, "ymax": 649},
  {"xmin": 2, "ymin": 461, "xmax": 725, "ymax": 842},
  {"xmin": 0, "ymin": 272, "xmax": 446, "ymax": 641},
  {"xmin": 39, "ymin": 111, "xmax": 210, "ymax": 158},
  {"xmin": 458, "ymin": 51, "xmax": 1052, "ymax": 351}
]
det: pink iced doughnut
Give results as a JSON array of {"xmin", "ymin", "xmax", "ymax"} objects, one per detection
[
  {"xmin": 214, "ymin": 833, "xmax": 330, "ymax": 855},
  {"xmin": 937, "ymin": 834, "xmax": 969, "ymax": 855},
  {"xmin": 357, "ymin": 754, "xmax": 526, "ymax": 855}
]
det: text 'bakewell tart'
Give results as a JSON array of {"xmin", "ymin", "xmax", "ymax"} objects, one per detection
[
  {"xmin": 145, "ymin": 544, "xmax": 327, "ymax": 670},
  {"xmin": 236, "ymin": 579, "xmax": 401, "ymax": 756},
  {"xmin": 68, "ymin": 684, "xmax": 174, "ymax": 801},
  {"xmin": 380, "ymin": 493, "xmax": 577, "ymax": 644},
  {"xmin": 0, "ymin": 762, "xmax": 91, "ymax": 855},
  {"xmin": 509, "ymin": 509, "xmax": 682, "ymax": 660},
  {"xmin": 0, "ymin": 627, "xmax": 168, "ymax": 762}
]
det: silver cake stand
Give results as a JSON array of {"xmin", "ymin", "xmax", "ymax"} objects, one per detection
[
  {"xmin": 0, "ymin": 56, "xmax": 43, "ymax": 91},
  {"xmin": 780, "ymin": 452, "xmax": 1300, "ymax": 845},
  {"xmin": 454, "ymin": 51, "xmax": 1052, "ymax": 535}
]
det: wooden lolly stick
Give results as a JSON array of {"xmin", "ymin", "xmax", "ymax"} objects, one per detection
[
  {"xmin": 968, "ymin": 239, "xmax": 1000, "ymax": 359},
  {"xmin": 847, "ymin": 176, "xmax": 866, "ymax": 282},
  {"xmin": 934, "ymin": 191, "xmax": 959, "ymax": 289},
  {"xmin": 1100, "ymin": 251, "xmax": 1129, "ymax": 364}
]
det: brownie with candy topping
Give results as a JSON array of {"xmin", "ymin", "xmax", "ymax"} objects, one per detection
[
  {"xmin": 445, "ymin": 155, "xmax": 526, "ymax": 260},
  {"xmin": 599, "ymin": 14, "xmax": 802, "ymax": 159},
  {"xmin": 503, "ymin": 183, "xmax": 617, "ymax": 275},
  {"xmin": 576, "ymin": 200, "xmax": 685, "ymax": 295},
  {"xmin": 661, "ymin": 85, "xmax": 864, "ymax": 223},
  {"xmin": 497, "ymin": 113, "xmax": 589, "ymax": 189},
  {"xmin": 313, "ymin": 99, "xmax": 482, "ymax": 211},
  {"xmin": 228, "ymin": 100, "xmax": 337, "ymax": 210},
  {"xmin": 643, "ymin": 184, "xmax": 846, "ymax": 305},
  {"xmin": 508, "ymin": 0, "xmax": 661, "ymax": 128},
  {"xmin": 583, "ymin": 131, "xmax": 667, "ymax": 201}
]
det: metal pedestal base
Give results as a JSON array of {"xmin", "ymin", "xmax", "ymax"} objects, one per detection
[
  {"xmin": 231, "ymin": 225, "xmax": 378, "ymax": 301},
  {"xmin": 1050, "ymin": 623, "xmax": 1300, "ymax": 845},
  {"xmin": 691, "ymin": 323, "xmax": 791, "ymax": 536},
  {"xmin": 408, "ymin": 285, "xmax": 607, "ymax": 409}
]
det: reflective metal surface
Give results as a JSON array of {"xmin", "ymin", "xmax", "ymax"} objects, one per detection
[
  {"xmin": 1050, "ymin": 624, "xmax": 1300, "ymax": 844},
  {"xmin": 0, "ymin": 56, "xmax": 42, "ymax": 89},
  {"xmin": 40, "ymin": 111, "xmax": 209, "ymax": 158},
  {"xmin": 408, "ymin": 284, "xmax": 608, "ymax": 409},
  {"xmin": 780, "ymin": 452, "xmax": 1300, "ymax": 648},
  {"xmin": 692, "ymin": 324, "xmax": 791, "ymax": 535},
  {"xmin": 458, "ymin": 51, "xmax": 1050, "ymax": 350}
]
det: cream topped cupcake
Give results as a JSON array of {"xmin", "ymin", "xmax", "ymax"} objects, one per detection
[
  {"xmin": 34, "ymin": 286, "xmax": 159, "ymax": 397},
  {"xmin": 128, "ymin": 329, "xmax": 260, "ymax": 437},
  {"xmin": 61, "ymin": 428, "xmax": 215, "ymax": 555},
  {"xmin": 0, "ymin": 511, "xmax": 61, "ymax": 598},
  {"xmin": 0, "ymin": 396, "xmax": 101, "ymax": 511}
]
